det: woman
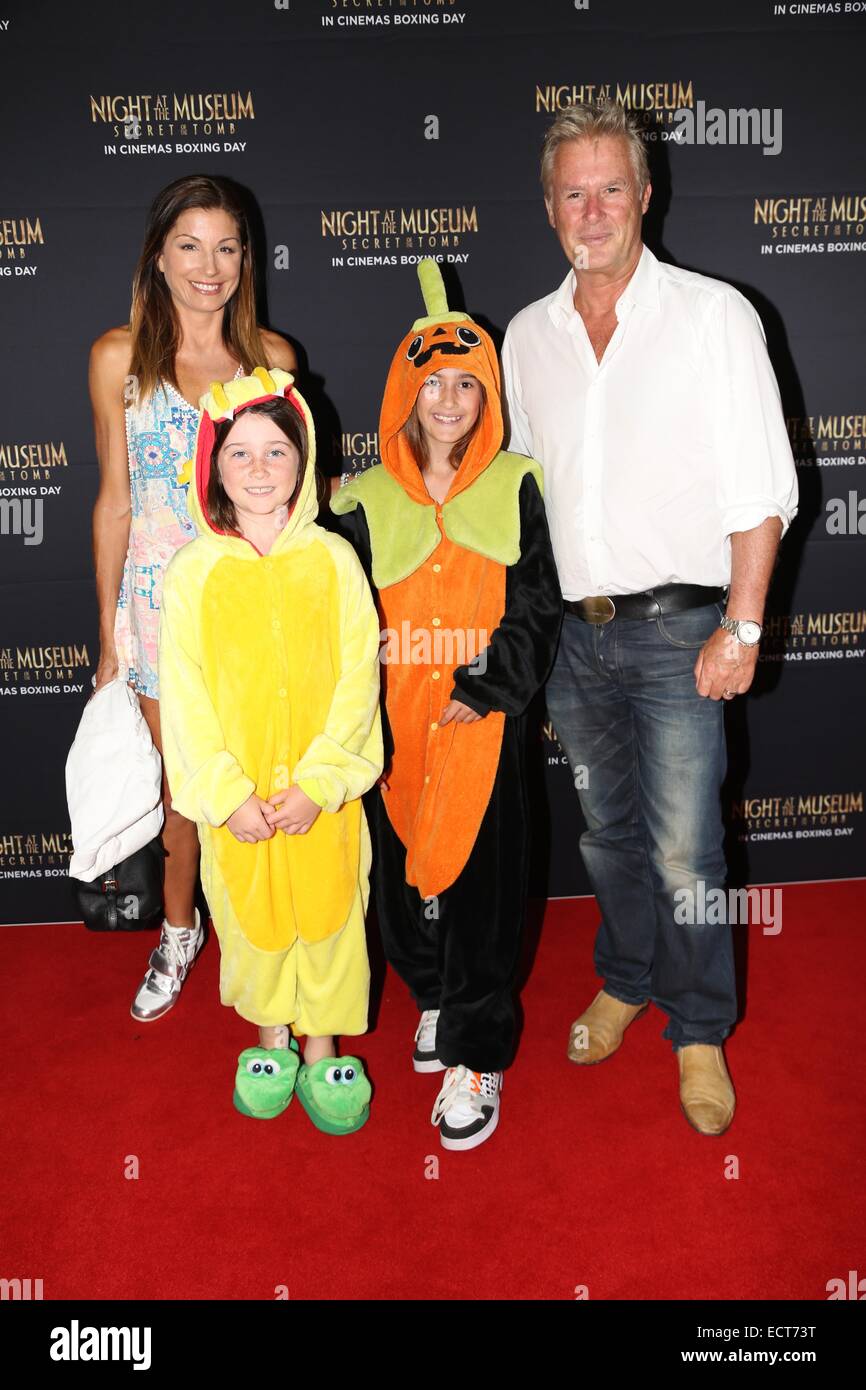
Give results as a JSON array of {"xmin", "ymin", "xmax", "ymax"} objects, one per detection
[{"xmin": 89, "ymin": 174, "xmax": 296, "ymax": 1021}]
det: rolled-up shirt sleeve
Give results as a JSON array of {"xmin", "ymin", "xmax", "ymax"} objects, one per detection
[
  {"xmin": 706, "ymin": 288, "xmax": 799, "ymax": 539},
  {"xmin": 501, "ymin": 326, "xmax": 533, "ymax": 458}
]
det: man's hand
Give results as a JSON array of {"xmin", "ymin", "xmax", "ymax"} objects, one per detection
[
  {"xmin": 227, "ymin": 794, "xmax": 276, "ymax": 843},
  {"xmin": 697, "ymin": 515, "xmax": 780, "ymax": 700},
  {"xmin": 264, "ymin": 785, "xmax": 322, "ymax": 835},
  {"xmin": 439, "ymin": 699, "xmax": 482, "ymax": 725},
  {"xmin": 694, "ymin": 628, "xmax": 759, "ymax": 701}
]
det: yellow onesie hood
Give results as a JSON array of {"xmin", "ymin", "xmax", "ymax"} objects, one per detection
[{"xmin": 185, "ymin": 366, "xmax": 318, "ymax": 554}]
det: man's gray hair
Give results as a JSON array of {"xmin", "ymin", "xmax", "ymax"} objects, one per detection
[{"xmin": 541, "ymin": 101, "xmax": 650, "ymax": 199}]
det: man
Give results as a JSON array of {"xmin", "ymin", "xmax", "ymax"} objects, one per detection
[{"xmin": 501, "ymin": 101, "xmax": 797, "ymax": 1135}]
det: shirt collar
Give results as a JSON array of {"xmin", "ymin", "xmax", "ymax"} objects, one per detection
[
  {"xmin": 618, "ymin": 243, "xmax": 659, "ymax": 310},
  {"xmin": 547, "ymin": 242, "xmax": 659, "ymax": 327},
  {"xmin": 547, "ymin": 267, "xmax": 578, "ymax": 327}
]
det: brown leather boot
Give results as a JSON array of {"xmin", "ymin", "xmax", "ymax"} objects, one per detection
[
  {"xmin": 677, "ymin": 1044, "xmax": 736, "ymax": 1135},
  {"xmin": 566, "ymin": 989, "xmax": 648, "ymax": 1065}
]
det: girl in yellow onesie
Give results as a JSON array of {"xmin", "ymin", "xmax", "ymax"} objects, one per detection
[{"xmin": 158, "ymin": 367, "xmax": 383, "ymax": 1134}]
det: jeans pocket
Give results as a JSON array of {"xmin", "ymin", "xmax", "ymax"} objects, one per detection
[{"xmin": 655, "ymin": 602, "xmax": 724, "ymax": 649}]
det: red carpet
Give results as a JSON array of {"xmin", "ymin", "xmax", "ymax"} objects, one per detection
[{"xmin": 1, "ymin": 882, "xmax": 864, "ymax": 1301}]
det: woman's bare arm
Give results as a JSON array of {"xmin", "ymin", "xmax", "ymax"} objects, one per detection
[{"xmin": 89, "ymin": 328, "xmax": 133, "ymax": 690}]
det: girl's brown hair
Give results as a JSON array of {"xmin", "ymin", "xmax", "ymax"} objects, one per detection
[
  {"xmin": 128, "ymin": 175, "xmax": 267, "ymax": 402},
  {"xmin": 402, "ymin": 378, "xmax": 488, "ymax": 472},
  {"xmin": 207, "ymin": 398, "xmax": 308, "ymax": 535}
]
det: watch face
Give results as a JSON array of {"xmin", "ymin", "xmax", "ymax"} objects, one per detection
[{"xmin": 738, "ymin": 621, "xmax": 762, "ymax": 644}]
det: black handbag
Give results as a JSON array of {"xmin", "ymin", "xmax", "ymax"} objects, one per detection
[{"xmin": 75, "ymin": 837, "xmax": 165, "ymax": 932}]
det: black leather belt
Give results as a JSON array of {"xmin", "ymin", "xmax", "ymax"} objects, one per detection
[{"xmin": 564, "ymin": 583, "xmax": 727, "ymax": 624}]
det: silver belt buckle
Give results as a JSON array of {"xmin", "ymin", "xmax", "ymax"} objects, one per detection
[{"xmin": 582, "ymin": 594, "xmax": 616, "ymax": 624}]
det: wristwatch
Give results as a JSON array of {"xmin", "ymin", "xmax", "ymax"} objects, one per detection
[{"xmin": 719, "ymin": 616, "xmax": 763, "ymax": 647}]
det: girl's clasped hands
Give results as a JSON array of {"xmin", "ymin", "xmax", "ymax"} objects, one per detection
[{"xmin": 226, "ymin": 787, "xmax": 321, "ymax": 843}]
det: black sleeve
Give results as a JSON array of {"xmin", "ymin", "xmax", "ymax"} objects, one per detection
[
  {"xmin": 450, "ymin": 474, "xmax": 563, "ymax": 717},
  {"xmin": 329, "ymin": 499, "xmax": 395, "ymax": 767},
  {"xmin": 330, "ymin": 499, "xmax": 375, "ymax": 589}
]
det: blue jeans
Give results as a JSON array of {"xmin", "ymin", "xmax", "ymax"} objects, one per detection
[{"xmin": 545, "ymin": 602, "xmax": 736, "ymax": 1050}]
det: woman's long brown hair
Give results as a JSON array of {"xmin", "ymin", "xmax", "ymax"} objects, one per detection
[{"xmin": 128, "ymin": 175, "xmax": 267, "ymax": 402}]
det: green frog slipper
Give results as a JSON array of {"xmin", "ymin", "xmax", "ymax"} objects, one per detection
[
  {"xmin": 233, "ymin": 1042, "xmax": 301, "ymax": 1119},
  {"xmin": 233, "ymin": 1039, "xmax": 371, "ymax": 1133},
  {"xmin": 295, "ymin": 1055, "xmax": 372, "ymax": 1136}
]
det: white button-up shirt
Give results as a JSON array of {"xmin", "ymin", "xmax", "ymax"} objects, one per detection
[{"xmin": 501, "ymin": 245, "xmax": 798, "ymax": 602}]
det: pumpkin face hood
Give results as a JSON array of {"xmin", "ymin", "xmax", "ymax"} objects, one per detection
[
  {"xmin": 187, "ymin": 366, "xmax": 318, "ymax": 555},
  {"xmin": 379, "ymin": 259, "xmax": 504, "ymax": 508}
]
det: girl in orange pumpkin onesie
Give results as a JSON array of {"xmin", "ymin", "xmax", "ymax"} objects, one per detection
[{"xmin": 332, "ymin": 261, "xmax": 562, "ymax": 1151}]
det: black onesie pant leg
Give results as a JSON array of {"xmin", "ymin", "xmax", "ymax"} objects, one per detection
[
  {"xmin": 373, "ymin": 718, "xmax": 530, "ymax": 1073},
  {"xmin": 434, "ymin": 717, "xmax": 528, "ymax": 1072},
  {"xmin": 373, "ymin": 789, "xmax": 442, "ymax": 1012}
]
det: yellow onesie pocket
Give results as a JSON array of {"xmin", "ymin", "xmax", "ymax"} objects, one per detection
[
  {"xmin": 210, "ymin": 798, "xmax": 360, "ymax": 952},
  {"xmin": 280, "ymin": 798, "xmax": 362, "ymax": 946}
]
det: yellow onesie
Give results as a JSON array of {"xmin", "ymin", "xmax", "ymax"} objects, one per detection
[{"xmin": 158, "ymin": 368, "xmax": 383, "ymax": 1032}]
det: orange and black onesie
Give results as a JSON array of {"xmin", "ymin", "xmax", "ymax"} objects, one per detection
[{"xmin": 332, "ymin": 261, "xmax": 562, "ymax": 1070}]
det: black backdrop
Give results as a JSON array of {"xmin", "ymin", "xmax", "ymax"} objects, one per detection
[{"xmin": 2, "ymin": 0, "xmax": 864, "ymax": 924}]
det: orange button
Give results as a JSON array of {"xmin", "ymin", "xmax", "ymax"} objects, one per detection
[
  {"xmin": 432, "ymin": 617, "xmax": 441, "ymax": 627},
  {"xmin": 430, "ymin": 721, "xmax": 438, "ymax": 731},
  {"xmin": 431, "ymin": 670, "xmax": 440, "ymax": 680}
]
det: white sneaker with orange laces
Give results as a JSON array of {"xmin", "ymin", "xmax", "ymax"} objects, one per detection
[{"xmin": 431, "ymin": 1065, "xmax": 502, "ymax": 1151}]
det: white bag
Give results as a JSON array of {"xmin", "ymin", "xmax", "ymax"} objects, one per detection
[{"xmin": 66, "ymin": 679, "xmax": 165, "ymax": 883}]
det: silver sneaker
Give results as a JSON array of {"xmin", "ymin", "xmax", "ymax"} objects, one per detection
[{"xmin": 130, "ymin": 910, "xmax": 204, "ymax": 1022}]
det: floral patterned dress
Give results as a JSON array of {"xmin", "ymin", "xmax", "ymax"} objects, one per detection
[{"xmin": 114, "ymin": 369, "xmax": 241, "ymax": 698}]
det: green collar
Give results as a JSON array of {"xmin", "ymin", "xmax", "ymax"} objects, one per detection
[{"xmin": 331, "ymin": 453, "xmax": 543, "ymax": 589}]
